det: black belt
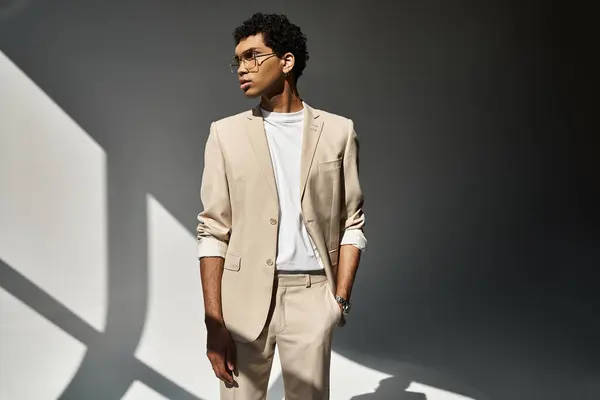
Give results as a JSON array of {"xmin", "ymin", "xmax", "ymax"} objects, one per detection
[{"xmin": 276, "ymin": 269, "xmax": 326, "ymax": 276}]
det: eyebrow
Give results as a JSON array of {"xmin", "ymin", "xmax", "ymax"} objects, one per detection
[{"xmin": 235, "ymin": 47, "xmax": 261, "ymax": 58}]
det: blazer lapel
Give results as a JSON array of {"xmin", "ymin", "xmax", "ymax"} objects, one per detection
[
  {"xmin": 244, "ymin": 103, "xmax": 323, "ymax": 203},
  {"xmin": 245, "ymin": 106, "xmax": 279, "ymax": 202},
  {"xmin": 300, "ymin": 103, "xmax": 323, "ymax": 200}
]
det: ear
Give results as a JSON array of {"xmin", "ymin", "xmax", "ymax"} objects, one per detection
[{"xmin": 281, "ymin": 52, "xmax": 295, "ymax": 75}]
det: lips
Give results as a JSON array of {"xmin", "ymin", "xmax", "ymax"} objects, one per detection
[{"xmin": 239, "ymin": 80, "xmax": 252, "ymax": 90}]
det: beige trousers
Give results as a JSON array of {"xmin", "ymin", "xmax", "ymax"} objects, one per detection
[{"xmin": 220, "ymin": 271, "xmax": 342, "ymax": 400}]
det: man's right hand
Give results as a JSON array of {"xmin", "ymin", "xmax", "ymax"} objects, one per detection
[{"xmin": 206, "ymin": 321, "xmax": 237, "ymax": 386}]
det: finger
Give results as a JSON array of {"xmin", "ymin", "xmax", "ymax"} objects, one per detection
[
  {"xmin": 208, "ymin": 355, "xmax": 225, "ymax": 377},
  {"xmin": 218, "ymin": 367, "xmax": 234, "ymax": 384},
  {"xmin": 207, "ymin": 348, "xmax": 234, "ymax": 384},
  {"xmin": 212, "ymin": 359, "xmax": 233, "ymax": 384},
  {"xmin": 226, "ymin": 344, "xmax": 237, "ymax": 372}
]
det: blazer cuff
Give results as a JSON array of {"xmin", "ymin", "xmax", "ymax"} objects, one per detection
[
  {"xmin": 340, "ymin": 229, "xmax": 367, "ymax": 251},
  {"xmin": 197, "ymin": 237, "xmax": 228, "ymax": 259}
]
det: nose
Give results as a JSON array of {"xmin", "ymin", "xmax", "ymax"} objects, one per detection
[{"xmin": 237, "ymin": 63, "xmax": 249, "ymax": 76}]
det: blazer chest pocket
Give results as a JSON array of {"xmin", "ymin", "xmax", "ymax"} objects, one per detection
[
  {"xmin": 318, "ymin": 158, "xmax": 342, "ymax": 172},
  {"xmin": 224, "ymin": 253, "xmax": 241, "ymax": 271}
]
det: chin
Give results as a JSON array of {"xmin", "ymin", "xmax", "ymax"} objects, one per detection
[
  {"xmin": 242, "ymin": 88, "xmax": 261, "ymax": 98},
  {"xmin": 244, "ymin": 85, "xmax": 262, "ymax": 99}
]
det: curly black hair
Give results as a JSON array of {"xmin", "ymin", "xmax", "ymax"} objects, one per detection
[{"xmin": 233, "ymin": 13, "xmax": 309, "ymax": 82}]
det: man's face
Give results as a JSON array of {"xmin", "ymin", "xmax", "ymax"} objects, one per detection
[{"xmin": 233, "ymin": 34, "xmax": 286, "ymax": 98}]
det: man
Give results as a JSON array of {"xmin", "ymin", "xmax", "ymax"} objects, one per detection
[{"xmin": 196, "ymin": 13, "xmax": 367, "ymax": 400}]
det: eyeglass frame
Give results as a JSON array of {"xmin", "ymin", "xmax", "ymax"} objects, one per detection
[{"xmin": 229, "ymin": 51, "xmax": 279, "ymax": 74}]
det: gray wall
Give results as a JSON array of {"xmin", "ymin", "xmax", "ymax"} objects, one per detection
[{"xmin": 1, "ymin": 0, "xmax": 598, "ymax": 399}]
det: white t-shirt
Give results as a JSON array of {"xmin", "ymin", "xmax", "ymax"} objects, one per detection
[{"xmin": 261, "ymin": 106, "xmax": 321, "ymax": 271}]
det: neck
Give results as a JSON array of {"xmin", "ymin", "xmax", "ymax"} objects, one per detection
[{"xmin": 260, "ymin": 79, "xmax": 304, "ymax": 113}]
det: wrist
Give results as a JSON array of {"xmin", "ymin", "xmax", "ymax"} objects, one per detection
[
  {"xmin": 335, "ymin": 290, "xmax": 350, "ymax": 303},
  {"xmin": 334, "ymin": 295, "xmax": 352, "ymax": 316},
  {"xmin": 205, "ymin": 314, "xmax": 225, "ymax": 330}
]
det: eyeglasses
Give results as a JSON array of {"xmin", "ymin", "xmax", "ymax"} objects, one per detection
[{"xmin": 229, "ymin": 51, "xmax": 277, "ymax": 74}]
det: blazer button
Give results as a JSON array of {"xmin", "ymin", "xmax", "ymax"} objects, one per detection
[
  {"xmin": 270, "ymin": 218, "xmax": 277, "ymax": 225},
  {"xmin": 266, "ymin": 259, "xmax": 274, "ymax": 266}
]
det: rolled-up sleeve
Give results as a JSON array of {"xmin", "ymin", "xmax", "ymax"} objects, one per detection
[
  {"xmin": 340, "ymin": 119, "xmax": 367, "ymax": 251},
  {"xmin": 340, "ymin": 228, "xmax": 368, "ymax": 251},
  {"xmin": 196, "ymin": 122, "xmax": 232, "ymax": 259}
]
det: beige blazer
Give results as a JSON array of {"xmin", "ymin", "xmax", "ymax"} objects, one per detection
[{"xmin": 197, "ymin": 102, "xmax": 365, "ymax": 343}]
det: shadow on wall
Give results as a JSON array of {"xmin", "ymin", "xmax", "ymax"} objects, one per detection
[
  {"xmin": 0, "ymin": 48, "xmax": 485, "ymax": 398},
  {"xmin": 1, "ymin": 1, "xmax": 599, "ymax": 400},
  {"xmin": 351, "ymin": 376, "xmax": 427, "ymax": 400},
  {"xmin": 0, "ymin": 260, "xmax": 202, "ymax": 400}
]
